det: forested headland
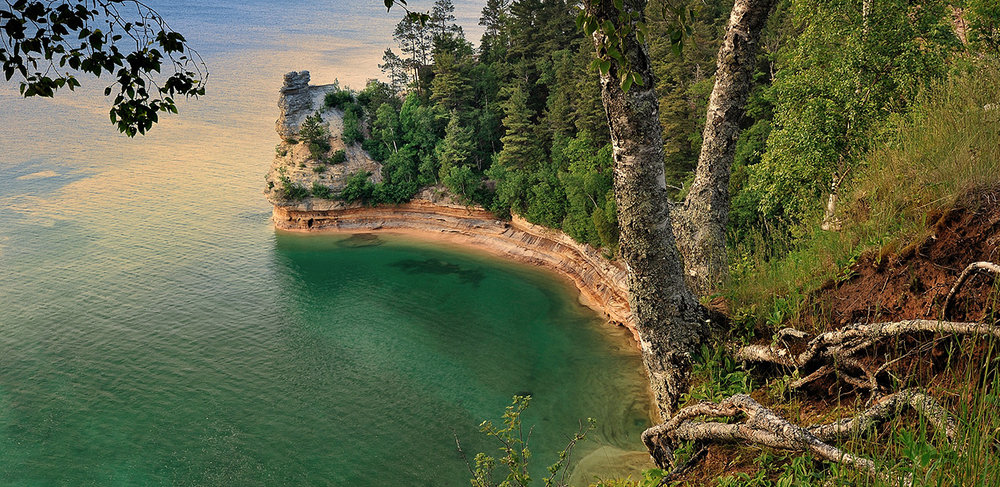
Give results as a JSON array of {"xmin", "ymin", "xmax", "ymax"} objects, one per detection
[
  {"xmin": 298, "ymin": 0, "xmax": 996, "ymax": 266},
  {"xmin": 293, "ymin": 0, "xmax": 1000, "ymax": 484}
]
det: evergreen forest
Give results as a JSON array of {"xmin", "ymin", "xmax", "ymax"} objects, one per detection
[{"xmin": 320, "ymin": 0, "xmax": 997, "ymax": 261}]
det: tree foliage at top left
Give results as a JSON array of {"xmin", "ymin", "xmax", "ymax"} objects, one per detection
[{"xmin": 1, "ymin": 0, "xmax": 207, "ymax": 136}]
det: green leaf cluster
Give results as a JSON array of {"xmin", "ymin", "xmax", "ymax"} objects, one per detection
[{"xmin": 1, "ymin": 0, "xmax": 207, "ymax": 136}]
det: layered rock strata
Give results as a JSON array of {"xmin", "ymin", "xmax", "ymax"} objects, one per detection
[
  {"xmin": 272, "ymin": 192, "xmax": 635, "ymax": 339},
  {"xmin": 266, "ymin": 71, "xmax": 635, "ymax": 339}
]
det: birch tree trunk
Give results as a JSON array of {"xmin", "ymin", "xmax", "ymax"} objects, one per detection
[
  {"xmin": 673, "ymin": 0, "xmax": 777, "ymax": 295},
  {"xmin": 585, "ymin": 0, "xmax": 710, "ymax": 419}
]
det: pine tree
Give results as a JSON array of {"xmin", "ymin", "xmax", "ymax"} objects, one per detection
[
  {"xmin": 571, "ymin": 43, "xmax": 608, "ymax": 143},
  {"xmin": 542, "ymin": 50, "xmax": 578, "ymax": 140},
  {"xmin": 536, "ymin": 0, "xmax": 577, "ymax": 55},
  {"xmin": 496, "ymin": 81, "xmax": 542, "ymax": 171},
  {"xmin": 479, "ymin": 0, "xmax": 511, "ymax": 65},
  {"xmin": 379, "ymin": 49, "xmax": 409, "ymax": 94},
  {"xmin": 646, "ymin": 0, "xmax": 729, "ymax": 191},
  {"xmin": 430, "ymin": 52, "xmax": 471, "ymax": 112},
  {"xmin": 508, "ymin": 0, "xmax": 544, "ymax": 64},
  {"xmin": 393, "ymin": 14, "xmax": 433, "ymax": 91},
  {"xmin": 436, "ymin": 114, "xmax": 477, "ymax": 199},
  {"xmin": 430, "ymin": 0, "xmax": 465, "ymax": 51}
]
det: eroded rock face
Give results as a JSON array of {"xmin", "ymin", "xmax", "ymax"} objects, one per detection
[
  {"xmin": 265, "ymin": 71, "xmax": 381, "ymax": 207},
  {"xmin": 276, "ymin": 71, "xmax": 313, "ymax": 140},
  {"xmin": 271, "ymin": 196, "xmax": 636, "ymax": 338}
]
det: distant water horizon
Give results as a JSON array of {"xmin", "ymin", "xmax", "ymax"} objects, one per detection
[{"xmin": 0, "ymin": 1, "xmax": 652, "ymax": 485}]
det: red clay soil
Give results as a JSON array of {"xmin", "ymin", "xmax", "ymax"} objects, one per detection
[
  {"xmin": 674, "ymin": 191, "xmax": 1000, "ymax": 485},
  {"xmin": 803, "ymin": 190, "xmax": 1000, "ymax": 329}
]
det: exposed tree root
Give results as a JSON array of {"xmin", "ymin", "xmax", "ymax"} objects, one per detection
[
  {"xmin": 805, "ymin": 389, "xmax": 958, "ymax": 444},
  {"xmin": 944, "ymin": 261, "xmax": 1000, "ymax": 317},
  {"xmin": 733, "ymin": 319, "xmax": 1000, "ymax": 391},
  {"xmin": 642, "ymin": 389, "xmax": 957, "ymax": 483}
]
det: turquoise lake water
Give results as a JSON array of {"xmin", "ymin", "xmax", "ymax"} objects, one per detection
[{"xmin": 0, "ymin": 1, "xmax": 651, "ymax": 485}]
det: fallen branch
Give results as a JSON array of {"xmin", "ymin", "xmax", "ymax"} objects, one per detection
[
  {"xmin": 734, "ymin": 319, "xmax": 1000, "ymax": 391},
  {"xmin": 944, "ymin": 261, "xmax": 1000, "ymax": 317},
  {"xmin": 642, "ymin": 389, "xmax": 957, "ymax": 483}
]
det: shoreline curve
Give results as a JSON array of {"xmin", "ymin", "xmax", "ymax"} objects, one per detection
[{"xmin": 271, "ymin": 196, "xmax": 637, "ymax": 342}]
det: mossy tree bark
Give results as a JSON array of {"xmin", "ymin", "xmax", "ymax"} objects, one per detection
[
  {"xmin": 584, "ymin": 0, "xmax": 710, "ymax": 419},
  {"xmin": 673, "ymin": 0, "xmax": 778, "ymax": 295}
]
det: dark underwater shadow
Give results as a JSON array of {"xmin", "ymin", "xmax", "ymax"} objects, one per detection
[
  {"xmin": 389, "ymin": 258, "xmax": 486, "ymax": 286},
  {"xmin": 335, "ymin": 233, "xmax": 384, "ymax": 248}
]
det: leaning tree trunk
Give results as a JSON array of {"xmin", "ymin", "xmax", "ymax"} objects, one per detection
[
  {"xmin": 585, "ymin": 0, "xmax": 710, "ymax": 420},
  {"xmin": 673, "ymin": 0, "xmax": 777, "ymax": 295}
]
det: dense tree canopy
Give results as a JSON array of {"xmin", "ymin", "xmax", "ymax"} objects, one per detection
[{"xmin": 355, "ymin": 0, "xmax": 999, "ymax": 264}]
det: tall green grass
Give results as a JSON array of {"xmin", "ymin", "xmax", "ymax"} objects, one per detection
[
  {"xmin": 829, "ymin": 332, "xmax": 1000, "ymax": 486},
  {"xmin": 725, "ymin": 60, "xmax": 1000, "ymax": 334}
]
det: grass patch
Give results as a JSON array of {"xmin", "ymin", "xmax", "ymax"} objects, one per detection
[{"xmin": 725, "ymin": 62, "xmax": 1000, "ymax": 334}]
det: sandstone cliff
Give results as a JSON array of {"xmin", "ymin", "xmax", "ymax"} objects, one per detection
[
  {"xmin": 266, "ymin": 72, "xmax": 635, "ymax": 338},
  {"xmin": 265, "ymin": 71, "xmax": 381, "ymax": 207},
  {"xmin": 272, "ymin": 190, "xmax": 635, "ymax": 338}
]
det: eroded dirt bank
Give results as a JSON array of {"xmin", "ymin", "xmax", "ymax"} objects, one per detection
[{"xmin": 272, "ymin": 196, "xmax": 636, "ymax": 339}]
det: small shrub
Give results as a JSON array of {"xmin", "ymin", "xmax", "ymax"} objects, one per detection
[
  {"xmin": 299, "ymin": 112, "xmax": 331, "ymax": 159},
  {"xmin": 462, "ymin": 396, "xmax": 593, "ymax": 487},
  {"xmin": 324, "ymin": 89, "xmax": 353, "ymax": 110},
  {"xmin": 279, "ymin": 175, "xmax": 310, "ymax": 200},
  {"xmin": 342, "ymin": 109, "xmax": 364, "ymax": 145},
  {"xmin": 308, "ymin": 141, "xmax": 330, "ymax": 160},
  {"xmin": 339, "ymin": 171, "xmax": 375, "ymax": 203},
  {"xmin": 275, "ymin": 144, "xmax": 288, "ymax": 157},
  {"xmin": 311, "ymin": 181, "xmax": 334, "ymax": 199},
  {"xmin": 312, "ymin": 164, "xmax": 327, "ymax": 173},
  {"xmin": 329, "ymin": 149, "xmax": 347, "ymax": 164}
]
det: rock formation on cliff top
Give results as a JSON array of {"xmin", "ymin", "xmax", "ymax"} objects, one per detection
[
  {"xmin": 265, "ymin": 71, "xmax": 381, "ymax": 210},
  {"xmin": 275, "ymin": 71, "xmax": 313, "ymax": 140}
]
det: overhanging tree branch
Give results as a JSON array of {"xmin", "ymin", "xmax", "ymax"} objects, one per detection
[{"xmin": 1, "ymin": 0, "xmax": 208, "ymax": 136}]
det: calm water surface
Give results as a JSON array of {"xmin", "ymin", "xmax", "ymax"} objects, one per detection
[{"xmin": 0, "ymin": 1, "xmax": 650, "ymax": 485}]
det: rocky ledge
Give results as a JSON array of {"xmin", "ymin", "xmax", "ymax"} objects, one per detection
[{"xmin": 272, "ymin": 190, "xmax": 635, "ymax": 338}]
